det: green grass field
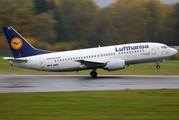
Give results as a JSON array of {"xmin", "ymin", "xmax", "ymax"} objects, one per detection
[
  {"xmin": 0, "ymin": 90, "xmax": 179, "ymax": 120},
  {"xmin": 0, "ymin": 57, "xmax": 179, "ymax": 119},
  {"xmin": 0, "ymin": 56, "xmax": 179, "ymax": 75}
]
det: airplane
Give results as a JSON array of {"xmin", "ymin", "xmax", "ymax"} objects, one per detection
[{"xmin": 2, "ymin": 26, "xmax": 178, "ymax": 77}]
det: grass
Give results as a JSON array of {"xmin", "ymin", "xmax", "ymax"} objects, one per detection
[
  {"xmin": 0, "ymin": 56, "xmax": 179, "ymax": 119},
  {"xmin": 0, "ymin": 90, "xmax": 179, "ymax": 120},
  {"xmin": 0, "ymin": 56, "xmax": 179, "ymax": 75}
]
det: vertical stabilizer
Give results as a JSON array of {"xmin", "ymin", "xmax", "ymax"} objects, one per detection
[{"xmin": 3, "ymin": 26, "xmax": 52, "ymax": 58}]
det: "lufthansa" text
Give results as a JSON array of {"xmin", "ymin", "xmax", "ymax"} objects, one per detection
[{"xmin": 115, "ymin": 45, "xmax": 149, "ymax": 52}]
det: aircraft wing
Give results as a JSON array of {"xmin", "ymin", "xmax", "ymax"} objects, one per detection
[{"xmin": 76, "ymin": 60, "xmax": 106, "ymax": 68}]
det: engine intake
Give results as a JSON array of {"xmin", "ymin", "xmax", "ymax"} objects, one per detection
[{"xmin": 104, "ymin": 60, "xmax": 125, "ymax": 71}]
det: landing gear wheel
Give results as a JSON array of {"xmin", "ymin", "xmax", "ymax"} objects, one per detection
[
  {"xmin": 156, "ymin": 65, "xmax": 160, "ymax": 69},
  {"xmin": 90, "ymin": 71, "xmax": 97, "ymax": 78}
]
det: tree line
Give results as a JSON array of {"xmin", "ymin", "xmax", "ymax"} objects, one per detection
[{"xmin": 0, "ymin": 0, "xmax": 179, "ymax": 51}]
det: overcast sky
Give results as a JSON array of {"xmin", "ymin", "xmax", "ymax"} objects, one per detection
[{"xmin": 94, "ymin": 0, "xmax": 179, "ymax": 8}]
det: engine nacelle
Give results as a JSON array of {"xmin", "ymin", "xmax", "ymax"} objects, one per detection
[{"xmin": 104, "ymin": 60, "xmax": 125, "ymax": 71}]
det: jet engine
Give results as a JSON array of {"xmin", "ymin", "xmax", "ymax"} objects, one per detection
[{"xmin": 104, "ymin": 59, "xmax": 125, "ymax": 71}]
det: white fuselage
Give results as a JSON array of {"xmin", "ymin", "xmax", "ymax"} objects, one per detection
[{"xmin": 10, "ymin": 42, "xmax": 177, "ymax": 72}]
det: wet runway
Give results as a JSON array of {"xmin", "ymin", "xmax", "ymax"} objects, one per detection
[{"xmin": 0, "ymin": 75, "xmax": 179, "ymax": 93}]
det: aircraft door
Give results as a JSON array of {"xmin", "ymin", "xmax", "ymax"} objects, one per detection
[
  {"xmin": 39, "ymin": 58, "xmax": 45, "ymax": 68},
  {"xmin": 151, "ymin": 45, "xmax": 156, "ymax": 55}
]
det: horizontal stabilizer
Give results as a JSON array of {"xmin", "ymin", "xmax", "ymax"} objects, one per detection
[{"xmin": 3, "ymin": 57, "xmax": 27, "ymax": 62}]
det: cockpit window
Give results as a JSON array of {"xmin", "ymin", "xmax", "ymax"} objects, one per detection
[{"xmin": 161, "ymin": 46, "xmax": 167, "ymax": 49}]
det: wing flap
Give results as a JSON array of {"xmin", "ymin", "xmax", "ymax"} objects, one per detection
[{"xmin": 76, "ymin": 59, "xmax": 106, "ymax": 68}]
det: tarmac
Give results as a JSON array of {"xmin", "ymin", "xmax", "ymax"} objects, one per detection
[{"xmin": 0, "ymin": 75, "xmax": 179, "ymax": 93}]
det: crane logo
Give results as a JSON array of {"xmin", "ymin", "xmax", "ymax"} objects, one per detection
[{"xmin": 11, "ymin": 37, "xmax": 23, "ymax": 50}]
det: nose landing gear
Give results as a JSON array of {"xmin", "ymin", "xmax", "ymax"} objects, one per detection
[
  {"xmin": 156, "ymin": 59, "xmax": 166, "ymax": 69},
  {"xmin": 90, "ymin": 70, "xmax": 97, "ymax": 78}
]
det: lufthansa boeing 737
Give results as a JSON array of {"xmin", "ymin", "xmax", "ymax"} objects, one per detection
[{"xmin": 2, "ymin": 26, "xmax": 178, "ymax": 77}]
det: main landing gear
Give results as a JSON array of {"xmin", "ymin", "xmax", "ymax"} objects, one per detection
[
  {"xmin": 90, "ymin": 70, "xmax": 97, "ymax": 78},
  {"xmin": 156, "ymin": 65, "xmax": 160, "ymax": 69}
]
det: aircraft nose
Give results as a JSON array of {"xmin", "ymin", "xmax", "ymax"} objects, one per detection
[{"xmin": 172, "ymin": 48, "xmax": 178, "ymax": 55}]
